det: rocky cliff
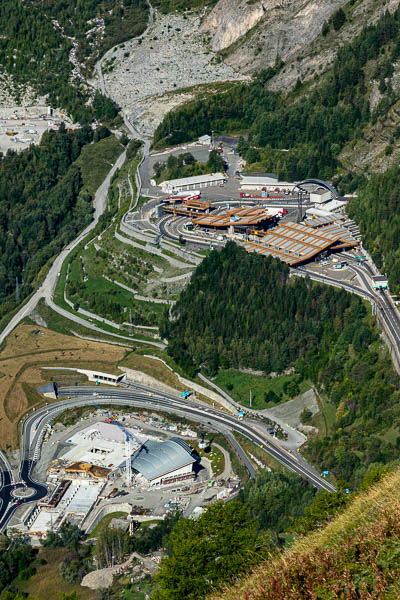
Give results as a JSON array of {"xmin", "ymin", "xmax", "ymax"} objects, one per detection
[
  {"xmin": 201, "ymin": 0, "xmax": 267, "ymax": 52},
  {"xmin": 202, "ymin": 0, "xmax": 349, "ymax": 73}
]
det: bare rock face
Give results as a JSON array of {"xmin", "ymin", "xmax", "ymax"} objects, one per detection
[
  {"xmin": 201, "ymin": 0, "xmax": 267, "ymax": 52},
  {"xmin": 202, "ymin": 0, "xmax": 348, "ymax": 74}
]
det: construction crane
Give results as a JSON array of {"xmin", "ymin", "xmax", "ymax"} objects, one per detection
[{"xmin": 93, "ymin": 403, "xmax": 134, "ymax": 486}]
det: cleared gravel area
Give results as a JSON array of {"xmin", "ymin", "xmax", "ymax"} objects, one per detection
[{"xmin": 267, "ymin": 389, "xmax": 319, "ymax": 429}]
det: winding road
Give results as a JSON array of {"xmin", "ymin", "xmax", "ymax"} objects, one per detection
[
  {"xmin": 0, "ymin": 149, "xmax": 128, "ymax": 347},
  {"xmin": 0, "ymin": 381, "xmax": 335, "ymax": 532},
  {"xmin": 1, "ymin": 0, "xmax": 400, "ymax": 539}
]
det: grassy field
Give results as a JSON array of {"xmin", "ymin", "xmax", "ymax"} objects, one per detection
[
  {"xmin": 0, "ymin": 323, "xmax": 127, "ymax": 448},
  {"xmin": 310, "ymin": 391, "xmax": 337, "ymax": 438},
  {"xmin": 75, "ymin": 135, "xmax": 124, "ymax": 197},
  {"xmin": 120, "ymin": 353, "xmax": 186, "ymax": 390},
  {"xmin": 191, "ymin": 441, "xmax": 225, "ymax": 477},
  {"xmin": 213, "ymin": 369, "xmax": 311, "ymax": 410},
  {"xmin": 16, "ymin": 547, "xmax": 97, "ymax": 600}
]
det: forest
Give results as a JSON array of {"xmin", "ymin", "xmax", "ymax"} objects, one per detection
[
  {"xmin": 0, "ymin": 0, "xmax": 215, "ymax": 120},
  {"xmin": 347, "ymin": 165, "xmax": 400, "ymax": 292},
  {"xmin": 153, "ymin": 8, "xmax": 400, "ymax": 183},
  {"xmin": 0, "ymin": 1, "xmax": 120, "ymax": 123},
  {"xmin": 162, "ymin": 243, "xmax": 400, "ymax": 488},
  {"xmin": 153, "ymin": 150, "xmax": 225, "ymax": 182},
  {"xmin": 36, "ymin": 0, "xmax": 149, "ymax": 70},
  {"xmin": 0, "ymin": 125, "xmax": 108, "ymax": 321}
]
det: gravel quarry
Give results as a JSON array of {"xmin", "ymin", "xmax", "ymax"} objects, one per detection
[{"xmin": 100, "ymin": 11, "xmax": 248, "ymax": 136}]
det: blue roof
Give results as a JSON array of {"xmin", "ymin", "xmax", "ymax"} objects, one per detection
[{"xmin": 129, "ymin": 438, "xmax": 197, "ymax": 481}]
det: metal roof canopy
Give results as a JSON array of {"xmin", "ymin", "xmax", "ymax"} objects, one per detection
[
  {"xmin": 245, "ymin": 220, "xmax": 358, "ymax": 266},
  {"xmin": 192, "ymin": 206, "xmax": 275, "ymax": 228},
  {"xmin": 294, "ymin": 178, "xmax": 339, "ymax": 199},
  {"xmin": 162, "ymin": 173, "xmax": 226, "ymax": 187},
  {"xmin": 303, "ymin": 213, "xmax": 345, "ymax": 228},
  {"xmin": 129, "ymin": 438, "xmax": 197, "ymax": 482}
]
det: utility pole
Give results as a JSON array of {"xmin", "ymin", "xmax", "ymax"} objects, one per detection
[
  {"xmin": 125, "ymin": 438, "xmax": 132, "ymax": 487},
  {"xmin": 249, "ymin": 389, "xmax": 252, "ymax": 409},
  {"xmin": 297, "ymin": 190, "xmax": 304, "ymax": 222}
]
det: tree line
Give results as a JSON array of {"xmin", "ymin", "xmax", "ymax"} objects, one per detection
[
  {"xmin": 347, "ymin": 164, "xmax": 400, "ymax": 293},
  {"xmin": 0, "ymin": 1, "xmax": 121, "ymax": 124}
]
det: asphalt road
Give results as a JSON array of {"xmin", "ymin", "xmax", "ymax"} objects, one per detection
[
  {"xmin": 56, "ymin": 386, "xmax": 335, "ymax": 492},
  {"xmin": 0, "ymin": 381, "xmax": 335, "ymax": 532}
]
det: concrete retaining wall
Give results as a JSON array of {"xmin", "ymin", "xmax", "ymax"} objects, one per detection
[
  {"xmin": 83, "ymin": 502, "xmax": 131, "ymax": 533},
  {"xmin": 119, "ymin": 366, "xmax": 182, "ymax": 397}
]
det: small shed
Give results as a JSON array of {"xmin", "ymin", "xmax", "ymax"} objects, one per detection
[
  {"xmin": 310, "ymin": 188, "xmax": 331, "ymax": 204},
  {"xmin": 198, "ymin": 134, "xmax": 211, "ymax": 145}
]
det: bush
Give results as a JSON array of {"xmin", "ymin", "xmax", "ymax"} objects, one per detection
[{"xmin": 300, "ymin": 407, "xmax": 313, "ymax": 423}]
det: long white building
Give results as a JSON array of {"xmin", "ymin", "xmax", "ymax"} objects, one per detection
[
  {"xmin": 240, "ymin": 174, "xmax": 278, "ymax": 189},
  {"xmin": 240, "ymin": 174, "xmax": 295, "ymax": 193},
  {"xmin": 160, "ymin": 173, "xmax": 226, "ymax": 193}
]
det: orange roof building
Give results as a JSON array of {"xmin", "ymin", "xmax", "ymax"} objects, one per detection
[
  {"xmin": 192, "ymin": 207, "xmax": 278, "ymax": 231},
  {"xmin": 63, "ymin": 462, "xmax": 111, "ymax": 480},
  {"xmin": 163, "ymin": 200, "xmax": 212, "ymax": 217}
]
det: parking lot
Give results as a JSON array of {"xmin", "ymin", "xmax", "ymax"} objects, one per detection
[
  {"xmin": 142, "ymin": 142, "xmax": 243, "ymax": 200},
  {"xmin": 301, "ymin": 256, "xmax": 358, "ymax": 283}
]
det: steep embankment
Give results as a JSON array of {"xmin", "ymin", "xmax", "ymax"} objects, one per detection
[
  {"xmin": 211, "ymin": 469, "xmax": 400, "ymax": 599},
  {"xmin": 202, "ymin": 0, "xmax": 398, "ymax": 87},
  {"xmin": 203, "ymin": 0, "xmax": 400, "ymax": 172}
]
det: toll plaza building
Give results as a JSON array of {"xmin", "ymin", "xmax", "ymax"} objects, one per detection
[
  {"xmin": 163, "ymin": 199, "xmax": 213, "ymax": 218},
  {"xmin": 192, "ymin": 206, "xmax": 280, "ymax": 234}
]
